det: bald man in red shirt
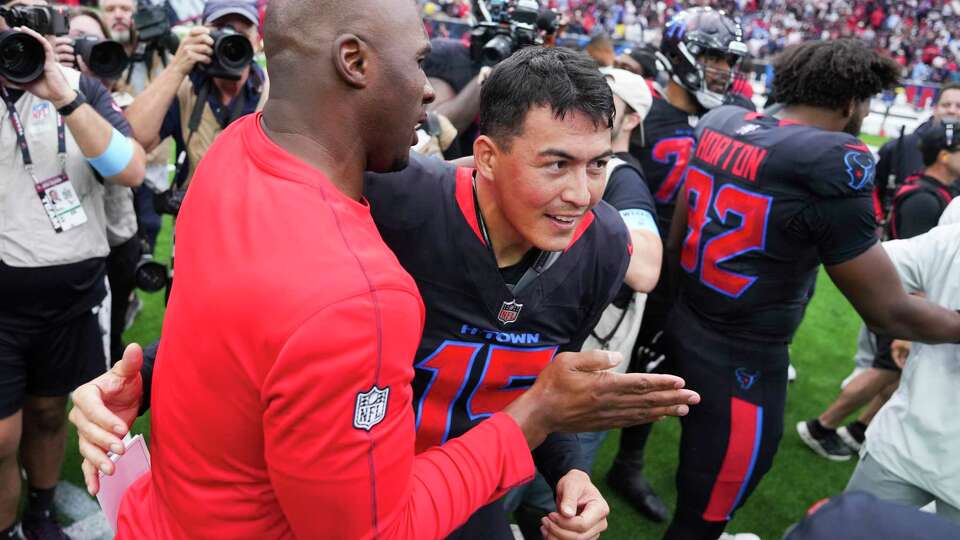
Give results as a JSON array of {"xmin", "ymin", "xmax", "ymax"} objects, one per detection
[{"xmin": 67, "ymin": 0, "xmax": 701, "ymax": 538}]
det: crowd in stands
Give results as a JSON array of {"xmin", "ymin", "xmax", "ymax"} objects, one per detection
[{"xmin": 422, "ymin": 0, "xmax": 960, "ymax": 95}]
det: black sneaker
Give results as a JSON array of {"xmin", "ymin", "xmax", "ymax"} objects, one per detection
[
  {"xmin": 837, "ymin": 423, "xmax": 866, "ymax": 452},
  {"xmin": 20, "ymin": 511, "xmax": 70, "ymax": 540},
  {"xmin": 796, "ymin": 420, "xmax": 852, "ymax": 461},
  {"xmin": 606, "ymin": 460, "xmax": 670, "ymax": 522}
]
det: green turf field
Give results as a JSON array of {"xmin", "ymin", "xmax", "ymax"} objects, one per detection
[
  {"xmin": 860, "ymin": 133, "xmax": 890, "ymax": 149},
  {"xmin": 59, "ymin": 132, "xmax": 891, "ymax": 537}
]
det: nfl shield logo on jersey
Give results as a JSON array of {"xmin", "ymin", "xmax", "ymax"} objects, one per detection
[
  {"xmin": 353, "ymin": 385, "xmax": 390, "ymax": 431},
  {"xmin": 498, "ymin": 300, "xmax": 523, "ymax": 325}
]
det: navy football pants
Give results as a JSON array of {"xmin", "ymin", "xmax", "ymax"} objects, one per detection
[{"xmin": 662, "ymin": 305, "xmax": 788, "ymax": 540}]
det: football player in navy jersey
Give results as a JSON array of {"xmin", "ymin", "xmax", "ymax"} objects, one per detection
[
  {"xmin": 612, "ymin": 6, "xmax": 748, "ymax": 522},
  {"xmin": 66, "ymin": 46, "xmax": 701, "ymax": 540},
  {"xmin": 661, "ymin": 39, "xmax": 960, "ymax": 540},
  {"xmin": 366, "ymin": 47, "xmax": 699, "ymax": 540}
]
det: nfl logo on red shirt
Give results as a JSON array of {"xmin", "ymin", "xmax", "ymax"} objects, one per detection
[
  {"xmin": 498, "ymin": 300, "xmax": 523, "ymax": 325},
  {"xmin": 353, "ymin": 385, "xmax": 390, "ymax": 431}
]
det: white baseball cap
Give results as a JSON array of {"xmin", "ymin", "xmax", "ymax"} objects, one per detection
[{"xmin": 604, "ymin": 67, "xmax": 653, "ymax": 121}]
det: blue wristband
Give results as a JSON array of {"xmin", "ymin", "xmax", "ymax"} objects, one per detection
[
  {"xmin": 87, "ymin": 128, "xmax": 134, "ymax": 178},
  {"xmin": 620, "ymin": 209, "xmax": 659, "ymax": 235}
]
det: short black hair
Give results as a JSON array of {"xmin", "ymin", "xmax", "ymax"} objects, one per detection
[
  {"xmin": 770, "ymin": 39, "xmax": 901, "ymax": 111},
  {"xmin": 479, "ymin": 46, "xmax": 614, "ymax": 150},
  {"xmin": 935, "ymin": 82, "xmax": 960, "ymax": 105}
]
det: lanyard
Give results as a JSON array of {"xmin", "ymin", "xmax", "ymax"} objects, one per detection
[
  {"xmin": 471, "ymin": 174, "xmax": 558, "ymax": 295},
  {"xmin": 1, "ymin": 86, "xmax": 67, "ymax": 181}
]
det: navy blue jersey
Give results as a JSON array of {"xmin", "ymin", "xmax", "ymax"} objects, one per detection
[
  {"xmin": 365, "ymin": 153, "xmax": 631, "ymax": 454},
  {"xmin": 630, "ymin": 95, "xmax": 699, "ymax": 237},
  {"xmin": 676, "ymin": 106, "xmax": 878, "ymax": 343}
]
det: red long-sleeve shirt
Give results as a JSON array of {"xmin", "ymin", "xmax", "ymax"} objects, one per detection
[{"xmin": 116, "ymin": 113, "xmax": 534, "ymax": 539}]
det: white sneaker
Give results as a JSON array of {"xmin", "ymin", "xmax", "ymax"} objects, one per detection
[
  {"xmin": 718, "ymin": 533, "xmax": 761, "ymax": 540},
  {"xmin": 788, "ymin": 363, "xmax": 797, "ymax": 382}
]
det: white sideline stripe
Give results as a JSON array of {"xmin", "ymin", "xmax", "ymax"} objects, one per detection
[
  {"xmin": 55, "ymin": 481, "xmax": 112, "ymax": 540},
  {"xmin": 62, "ymin": 511, "xmax": 113, "ymax": 540},
  {"xmin": 55, "ymin": 481, "xmax": 100, "ymax": 522}
]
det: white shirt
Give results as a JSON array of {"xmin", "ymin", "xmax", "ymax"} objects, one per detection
[
  {"xmin": 865, "ymin": 224, "xmax": 960, "ymax": 507},
  {"xmin": 939, "ymin": 198, "xmax": 960, "ymax": 226}
]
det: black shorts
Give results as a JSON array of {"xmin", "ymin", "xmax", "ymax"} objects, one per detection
[
  {"xmin": 0, "ymin": 310, "xmax": 107, "ymax": 418},
  {"xmin": 663, "ymin": 303, "xmax": 788, "ymax": 527}
]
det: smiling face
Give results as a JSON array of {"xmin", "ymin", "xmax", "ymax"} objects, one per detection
[{"xmin": 480, "ymin": 105, "xmax": 612, "ymax": 253}]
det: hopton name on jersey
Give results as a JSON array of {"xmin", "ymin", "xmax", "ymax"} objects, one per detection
[{"xmin": 459, "ymin": 324, "xmax": 541, "ymax": 345}]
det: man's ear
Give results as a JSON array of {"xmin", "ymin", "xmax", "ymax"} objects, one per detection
[
  {"xmin": 622, "ymin": 111, "xmax": 643, "ymax": 133},
  {"xmin": 473, "ymin": 135, "xmax": 500, "ymax": 179},
  {"xmin": 333, "ymin": 34, "xmax": 369, "ymax": 89}
]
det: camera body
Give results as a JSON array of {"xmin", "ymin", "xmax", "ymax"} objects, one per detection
[
  {"xmin": 0, "ymin": 5, "xmax": 70, "ymax": 36},
  {"xmin": 153, "ymin": 186, "xmax": 185, "ymax": 217},
  {"xmin": 0, "ymin": 5, "xmax": 71, "ymax": 84},
  {"xmin": 133, "ymin": 5, "xmax": 179, "ymax": 55},
  {"xmin": 470, "ymin": 0, "xmax": 543, "ymax": 67},
  {"xmin": 197, "ymin": 26, "xmax": 253, "ymax": 81},
  {"xmin": 72, "ymin": 35, "xmax": 130, "ymax": 80}
]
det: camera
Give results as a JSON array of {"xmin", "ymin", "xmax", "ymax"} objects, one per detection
[
  {"xmin": 0, "ymin": 5, "xmax": 71, "ymax": 84},
  {"xmin": 0, "ymin": 29, "xmax": 45, "ymax": 83},
  {"xmin": 0, "ymin": 5, "xmax": 70, "ymax": 36},
  {"xmin": 153, "ymin": 186, "xmax": 185, "ymax": 217},
  {"xmin": 470, "ymin": 0, "xmax": 548, "ymax": 67},
  {"xmin": 72, "ymin": 35, "xmax": 129, "ymax": 80},
  {"xmin": 133, "ymin": 5, "xmax": 179, "ymax": 55},
  {"xmin": 134, "ymin": 252, "xmax": 169, "ymax": 293},
  {"xmin": 199, "ymin": 26, "xmax": 253, "ymax": 80}
]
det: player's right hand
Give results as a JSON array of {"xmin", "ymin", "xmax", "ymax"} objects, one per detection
[
  {"xmin": 171, "ymin": 26, "xmax": 214, "ymax": 76},
  {"xmin": 69, "ymin": 344, "xmax": 146, "ymax": 495},
  {"xmin": 506, "ymin": 350, "xmax": 700, "ymax": 446}
]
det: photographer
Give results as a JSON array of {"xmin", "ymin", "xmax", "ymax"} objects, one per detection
[
  {"xmin": 101, "ymin": 0, "xmax": 174, "ymax": 256},
  {"xmin": 125, "ymin": 0, "xmax": 268, "ymax": 194},
  {"xmin": 0, "ymin": 3, "xmax": 146, "ymax": 537},
  {"xmin": 61, "ymin": 6, "xmax": 144, "ymax": 365}
]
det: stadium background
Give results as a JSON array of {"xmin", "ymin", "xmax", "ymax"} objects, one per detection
[{"xmin": 38, "ymin": 0, "xmax": 950, "ymax": 535}]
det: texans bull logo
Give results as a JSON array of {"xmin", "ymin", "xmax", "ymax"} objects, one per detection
[
  {"xmin": 735, "ymin": 368, "xmax": 760, "ymax": 391},
  {"xmin": 844, "ymin": 149, "xmax": 876, "ymax": 191}
]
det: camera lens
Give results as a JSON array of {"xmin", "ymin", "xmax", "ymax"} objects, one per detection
[
  {"xmin": 135, "ymin": 255, "xmax": 168, "ymax": 293},
  {"xmin": 0, "ymin": 30, "xmax": 45, "ymax": 84},
  {"xmin": 215, "ymin": 33, "xmax": 253, "ymax": 71},
  {"xmin": 86, "ymin": 39, "xmax": 129, "ymax": 79}
]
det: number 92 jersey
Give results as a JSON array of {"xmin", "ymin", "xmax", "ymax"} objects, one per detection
[
  {"xmin": 365, "ymin": 153, "xmax": 631, "ymax": 454},
  {"xmin": 677, "ymin": 105, "xmax": 878, "ymax": 343}
]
